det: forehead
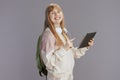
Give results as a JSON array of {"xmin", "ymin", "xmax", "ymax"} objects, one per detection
[{"xmin": 51, "ymin": 8, "xmax": 61, "ymax": 12}]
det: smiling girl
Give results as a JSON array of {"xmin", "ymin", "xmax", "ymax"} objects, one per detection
[{"xmin": 40, "ymin": 3, "xmax": 94, "ymax": 80}]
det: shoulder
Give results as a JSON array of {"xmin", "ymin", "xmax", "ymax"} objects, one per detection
[{"xmin": 42, "ymin": 28, "xmax": 55, "ymax": 40}]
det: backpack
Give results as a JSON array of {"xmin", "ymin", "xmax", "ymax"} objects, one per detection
[{"xmin": 36, "ymin": 35, "xmax": 48, "ymax": 77}]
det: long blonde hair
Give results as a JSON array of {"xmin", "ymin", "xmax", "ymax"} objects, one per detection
[{"xmin": 44, "ymin": 3, "xmax": 69, "ymax": 46}]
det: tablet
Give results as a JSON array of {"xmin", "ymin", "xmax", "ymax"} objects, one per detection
[{"xmin": 79, "ymin": 32, "xmax": 96, "ymax": 48}]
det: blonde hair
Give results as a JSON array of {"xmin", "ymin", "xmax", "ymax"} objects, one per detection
[{"xmin": 44, "ymin": 3, "xmax": 69, "ymax": 46}]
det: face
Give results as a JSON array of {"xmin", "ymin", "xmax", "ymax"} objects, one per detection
[{"xmin": 49, "ymin": 8, "xmax": 63, "ymax": 25}]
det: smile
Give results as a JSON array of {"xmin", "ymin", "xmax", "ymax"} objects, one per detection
[{"xmin": 55, "ymin": 17, "xmax": 61, "ymax": 20}]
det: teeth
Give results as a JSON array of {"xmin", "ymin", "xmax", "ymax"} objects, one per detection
[{"xmin": 55, "ymin": 17, "xmax": 60, "ymax": 20}]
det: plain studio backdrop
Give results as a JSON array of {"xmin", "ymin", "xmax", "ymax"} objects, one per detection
[{"xmin": 0, "ymin": 0, "xmax": 120, "ymax": 80}]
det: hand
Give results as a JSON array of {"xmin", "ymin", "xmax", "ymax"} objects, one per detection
[
  {"xmin": 64, "ymin": 38, "xmax": 75, "ymax": 50},
  {"xmin": 88, "ymin": 38, "xmax": 94, "ymax": 47}
]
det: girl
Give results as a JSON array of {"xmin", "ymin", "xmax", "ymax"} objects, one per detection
[{"xmin": 40, "ymin": 3, "xmax": 94, "ymax": 80}]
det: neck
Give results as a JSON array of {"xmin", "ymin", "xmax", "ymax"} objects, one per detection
[{"xmin": 54, "ymin": 24, "xmax": 60, "ymax": 28}]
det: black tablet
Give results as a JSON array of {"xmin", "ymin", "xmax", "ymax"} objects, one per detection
[{"xmin": 79, "ymin": 32, "xmax": 96, "ymax": 48}]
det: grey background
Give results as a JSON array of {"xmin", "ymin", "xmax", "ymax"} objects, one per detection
[{"xmin": 0, "ymin": 0, "xmax": 120, "ymax": 80}]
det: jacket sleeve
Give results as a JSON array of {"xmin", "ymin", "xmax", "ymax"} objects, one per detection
[{"xmin": 72, "ymin": 47, "xmax": 89, "ymax": 58}]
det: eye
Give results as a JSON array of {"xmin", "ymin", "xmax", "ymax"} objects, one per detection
[
  {"xmin": 51, "ymin": 12, "xmax": 54, "ymax": 14},
  {"xmin": 51, "ymin": 11, "xmax": 54, "ymax": 14}
]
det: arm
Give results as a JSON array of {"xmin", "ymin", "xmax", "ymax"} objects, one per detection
[
  {"xmin": 72, "ymin": 47, "xmax": 88, "ymax": 58},
  {"xmin": 40, "ymin": 28, "xmax": 67, "ymax": 73},
  {"xmin": 72, "ymin": 38, "xmax": 94, "ymax": 58}
]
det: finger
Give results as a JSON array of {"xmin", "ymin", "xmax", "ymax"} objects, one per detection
[
  {"xmin": 90, "ymin": 39, "xmax": 94, "ymax": 42},
  {"xmin": 70, "ymin": 38, "xmax": 76, "ymax": 42},
  {"xmin": 88, "ymin": 42, "xmax": 93, "ymax": 46},
  {"xmin": 89, "ymin": 40, "xmax": 93, "ymax": 42},
  {"xmin": 90, "ymin": 38, "xmax": 94, "ymax": 41}
]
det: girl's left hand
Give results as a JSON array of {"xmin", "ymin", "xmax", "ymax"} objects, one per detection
[{"xmin": 88, "ymin": 38, "xmax": 94, "ymax": 47}]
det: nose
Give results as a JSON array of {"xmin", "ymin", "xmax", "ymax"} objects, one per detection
[{"xmin": 54, "ymin": 12, "xmax": 59, "ymax": 16}]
